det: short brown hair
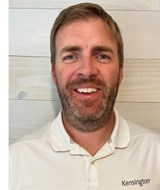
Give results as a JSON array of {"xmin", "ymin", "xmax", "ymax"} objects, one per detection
[{"xmin": 50, "ymin": 3, "xmax": 124, "ymax": 66}]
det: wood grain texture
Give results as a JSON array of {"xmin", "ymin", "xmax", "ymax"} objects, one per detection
[
  {"xmin": 9, "ymin": 0, "xmax": 160, "ymax": 10},
  {"xmin": 9, "ymin": 100, "xmax": 160, "ymax": 144},
  {"xmin": 116, "ymin": 102, "xmax": 160, "ymax": 133},
  {"xmin": 9, "ymin": 56, "xmax": 59, "ymax": 101},
  {"xmin": 119, "ymin": 59, "xmax": 160, "ymax": 102},
  {"xmin": 9, "ymin": 56, "xmax": 160, "ymax": 102},
  {"xmin": 9, "ymin": 100, "xmax": 61, "ymax": 144},
  {"xmin": 9, "ymin": 9, "xmax": 160, "ymax": 59}
]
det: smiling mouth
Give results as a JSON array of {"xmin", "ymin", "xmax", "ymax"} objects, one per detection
[{"xmin": 75, "ymin": 88, "xmax": 98, "ymax": 94}]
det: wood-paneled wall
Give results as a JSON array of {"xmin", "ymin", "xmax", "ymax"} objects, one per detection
[{"xmin": 9, "ymin": 0, "xmax": 160, "ymax": 144}]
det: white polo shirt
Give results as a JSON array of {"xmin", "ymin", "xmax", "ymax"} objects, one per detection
[{"xmin": 10, "ymin": 109, "xmax": 160, "ymax": 190}]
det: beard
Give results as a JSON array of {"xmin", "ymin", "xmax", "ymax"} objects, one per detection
[{"xmin": 55, "ymin": 75, "xmax": 120, "ymax": 132}]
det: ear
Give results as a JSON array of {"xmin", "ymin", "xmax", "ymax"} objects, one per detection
[
  {"xmin": 51, "ymin": 64, "xmax": 56, "ymax": 84},
  {"xmin": 119, "ymin": 65, "xmax": 123, "ymax": 85}
]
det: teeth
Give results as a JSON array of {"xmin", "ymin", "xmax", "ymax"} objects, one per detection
[{"xmin": 76, "ymin": 88, "xmax": 97, "ymax": 93}]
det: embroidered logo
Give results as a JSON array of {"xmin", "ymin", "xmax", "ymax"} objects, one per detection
[{"xmin": 122, "ymin": 178, "xmax": 150, "ymax": 187}]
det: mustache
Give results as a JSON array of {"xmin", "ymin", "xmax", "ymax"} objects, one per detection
[{"xmin": 66, "ymin": 77, "xmax": 106, "ymax": 88}]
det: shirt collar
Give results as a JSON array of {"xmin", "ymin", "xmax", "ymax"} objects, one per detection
[
  {"xmin": 110, "ymin": 108, "xmax": 130, "ymax": 148},
  {"xmin": 50, "ymin": 109, "xmax": 130, "ymax": 152},
  {"xmin": 50, "ymin": 111, "xmax": 70, "ymax": 152}
]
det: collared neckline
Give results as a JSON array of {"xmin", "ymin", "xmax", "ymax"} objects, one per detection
[
  {"xmin": 110, "ymin": 108, "xmax": 130, "ymax": 149},
  {"xmin": 50, "ymin": 111, "xmax": 71, "ymax": 152},
  {"xmin": 50, "ymin": 109, "xmax": 130, "ymax": 154}
]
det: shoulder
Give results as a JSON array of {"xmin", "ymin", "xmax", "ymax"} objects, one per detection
[
  {"xmin": 125, "ymin": 119, "xmax": 160, "ymax": 146},
  {"xmin": 10, "ymin": 121, "xmax": 52, "ymax": 154},
  {"xmin": 126, "ymin": 119, "xmax": 160, "ymax": 136}
]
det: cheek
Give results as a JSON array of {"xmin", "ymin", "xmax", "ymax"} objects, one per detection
[
  {"xmin": 54, "ymin": 66, "xmax": 74, "ymax": 86},
  {"xmin": 101, "ymin": 68, "xmax": 120, "ymax": 83}
]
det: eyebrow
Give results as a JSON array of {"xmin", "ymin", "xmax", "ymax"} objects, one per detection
[
  {"xmin": 60, "ymin": 45, "xmax": 114, "ymax": 55},
  {"xmin": 60, "ymin": 46, "xmax": 82, "ymax": 54},
  {"xmin": 92, "ymin": 46, "xmax": 114, "ymax": 54}
]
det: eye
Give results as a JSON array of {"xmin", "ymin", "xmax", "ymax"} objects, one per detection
[
  {"xmin": 97, "ymin": 53, "xmax": 111, "ymax": 63},
  {"xmin": 63, "ymin": 54, "xmax": 77, "ymax": 63},
  {"xmin": 63, "ymin": 55, "xmax": 75, "ymax": 60}
]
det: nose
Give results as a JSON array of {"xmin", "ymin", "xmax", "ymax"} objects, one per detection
[{"xmin": 76, "ymin": 57, "xmax": 98, "ymax": 78}]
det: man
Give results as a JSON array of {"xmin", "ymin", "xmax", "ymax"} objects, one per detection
[{"xmin": 10, "ymin": 3, "xmax": 160, "ymax": 190}]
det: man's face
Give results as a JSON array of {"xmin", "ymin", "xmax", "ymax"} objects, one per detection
[{"xmin": 52, "ymin": 17, "xmax": 123, "ymax": 132}]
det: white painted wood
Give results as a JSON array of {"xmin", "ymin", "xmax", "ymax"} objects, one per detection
[
  {"xmin": 9, "ymin": 56, "xmax": 59, "ymax": 101},
  {"xmin": 118, "ymin": 59, "xmax": 160, "ymax": 102},
  {"xmin": 9, "ymin": 9, "xmax": 60, "ymax": 57},
  {"xmin": 9, "ymin": 100, "xmax": 61, "ymax": 144},
  {"xmin": 9, "ymin": 0, "xmax": 160, "ymax": 10},
  {"xmin": 9, "ymin": 100, "xmax": 160, "ymax": 144},
  {"xmin": 116, "ymin": 102, "xmax": 160, "ymax": 132},
  {"xmin": 9, "ymin": 56, "xmax": 160, "ymax": 102},
  {"xmin": 9, "ymin": 9, "xmax": 160, "ymax": 59}
]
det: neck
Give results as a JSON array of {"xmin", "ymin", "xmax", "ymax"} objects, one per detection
[{"xmin": 62, "ymin": 111, "xmax": 115, "ymax": 156}]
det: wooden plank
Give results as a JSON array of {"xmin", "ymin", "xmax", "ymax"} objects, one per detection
[
  {"xmin": 115, "ymin": 102, "xmax": 160, "ymax": 133},
  {"xmin": 9, "ymin": 9, "xmax": 160, "ymax": 59},
  {"xmin": 9, "ymin": 0, "xmax": 160, "ymax": 10},
  {"xmin": 9, "ymin": 100, "xmax": 61, "ymax": 144},
  {"xmin": 9, "ymin": 100, "xmax": 160, "ymax": 144},
  {"xmin": 9, "ymin": 56, "xmax": 160, "ymax": 102},
  {"xmin": 118, "ymin": 59, "xmax": 160, "ymax": 102},
  {"xmin": 9, "ymin": 56, "xmax": 59, "ymax": 101},
  {"xmin": 9, "ymin": 9, "xmax": 60, "ymax": 57}
]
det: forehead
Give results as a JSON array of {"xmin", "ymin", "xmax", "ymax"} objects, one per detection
[{"xmin": 55, "ymin": 17, "xmax": 117, "ymax": 51}]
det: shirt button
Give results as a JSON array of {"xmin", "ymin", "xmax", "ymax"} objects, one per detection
[{"xmin": 91, "ymin": 161, "xmax": 95, "ymax": 165}]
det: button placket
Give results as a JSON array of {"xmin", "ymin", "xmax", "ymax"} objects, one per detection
[
  {"xmin": 89, "ymin": 160, "xmax": 97, "ymax": 183},
  {"xmin": 84, "ymin": 157, "xmax": 98, "ymax": 186}
]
